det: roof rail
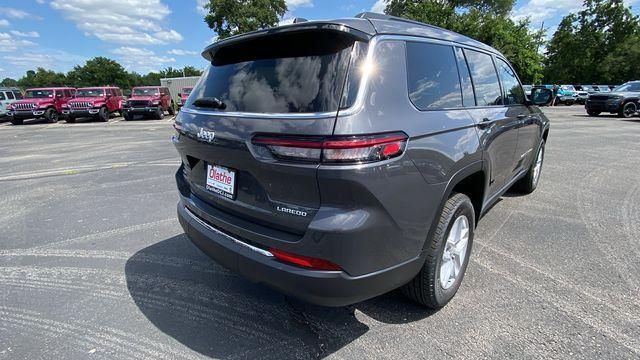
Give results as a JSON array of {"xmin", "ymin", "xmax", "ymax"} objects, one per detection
[
  {"xmin": 355, "ymin": 11, "xmax": 450, "ymax": 33},
  {"xmin": 292, "ymin": 17, "xmax": 308, "ymax": 23}
]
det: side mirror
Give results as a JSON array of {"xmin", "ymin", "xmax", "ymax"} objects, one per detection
[
  {"xmin": 530, "ymin": 88, "xmax": 552, "ymax": 106},
  {"xmin": 177, "ymin": 93, "xmax": 182, "ymax": 97}
]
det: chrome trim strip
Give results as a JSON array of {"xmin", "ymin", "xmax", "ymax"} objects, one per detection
[
  {"xmin": 520, "ymin": 148, "xmax": 533, "ymax": 159},
  {"xmin": 180, "ymin": 107, "xmax": 337, "ymax": 119},
  {"xmin": 183, "ymin": 206, "xmax": 274, "ymax": 257}
]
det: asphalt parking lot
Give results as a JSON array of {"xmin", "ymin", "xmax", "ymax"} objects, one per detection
[{"xmin": 1, "ymin": 108, "xmax": 639, "ymax": 359}]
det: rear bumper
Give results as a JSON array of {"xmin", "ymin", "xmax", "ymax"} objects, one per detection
[{"xmin": 177, "ymin": 200, "xmax": 424, "ymax": 306}]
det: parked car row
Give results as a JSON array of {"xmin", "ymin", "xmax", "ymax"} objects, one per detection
[
  {"xmin": 3, "ymin": 86, "xmax": 177, "ymax": 125},
  {"xmin": 521, "ymin": 84, "xmax": 621, "ymax": 106}
]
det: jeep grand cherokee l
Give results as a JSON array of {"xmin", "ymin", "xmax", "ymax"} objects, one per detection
[
  {"xmin": 173, "ymin": 12, "xmax": 552, "ymax": 308},
  {"xmin": 122, "ymin": 86, "xmax": 174, "ymax": 120},
  {"xmin": 7, "ymin": 87, "xmax": 75, "ymax": 125},
  {"xmin": 63, "ymin": 86, "xmax": 124, "ymax": 123},
  {"xmin": 585, "ymin": 81, "xmax": 640, "ymax": 117}
]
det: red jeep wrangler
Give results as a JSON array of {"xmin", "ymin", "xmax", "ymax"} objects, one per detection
[
  {"xmin": 122, "ymin": 86, "xmax": 174, "ymax": 120},
  {"xmin": 7, "ymin": 87, "xmax": 75, "ymax": 125},
  {"xmin": 62, "ymin": 87, "xmax": 125, "ymax": 123},
  {"xmin": 177, "ymin": 86, "xmax": 193, "ymax": 109}
]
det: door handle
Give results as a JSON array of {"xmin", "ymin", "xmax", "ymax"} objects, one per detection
[
  {"xmin": 517, "ymin": 114, "xmax": 526, "ymax": 119},
  {"xmin": 477, "ymin": 118, "xmax": 492, "ymax": 129}
]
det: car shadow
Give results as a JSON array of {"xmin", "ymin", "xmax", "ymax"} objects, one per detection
[{"xmin": 125, "ymin": 234, "xmax": 435, "ymax": 359}]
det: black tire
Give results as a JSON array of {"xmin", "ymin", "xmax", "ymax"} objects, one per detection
[
  {"xmin": 66, "ymin": 116, "xmax": 75, "ymax": 123},
  {"xmin": 10, "ymin": 118, "xmax": 23, "ymax": 125},
  {"xmin": 168, "ymin": 102, "xmax": 175, "ymax": 115},
  {"xmin": 123, "ymin": 112, "xmax": 132, "ymax": 121},
  {"xmin": 619, "ymin": 102, "xmax": 636, "ymax": 118},
  {"xmin": 587, "ymin": 110, "xmax": 600, "ymax": 116},
  {"xmin": 98, "ymin": 107, "xmax": 109, "ymax": 122},
  {"xmin": 401, "ymin": 193, "xmax": 475, "ymax": 309},
  {"xmin": 513, "ymin": 139, "xmax": 545, "ymax": 194},
  {"xmin": 155, "ymin": 106, "xmax": 164, "ymax": 120},
  {"xmin": 45, "ymin": 108, "xmax": 59, "ymax": 123}
]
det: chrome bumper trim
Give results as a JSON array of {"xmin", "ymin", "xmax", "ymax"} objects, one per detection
[{"xmin": 183, "ymin": 206, "xmax": 274, "ymax": 257}]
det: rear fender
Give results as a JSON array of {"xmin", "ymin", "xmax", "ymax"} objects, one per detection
[{"xmin": 421, "ymin": 160, "xmax": 485, "ymax": 251}]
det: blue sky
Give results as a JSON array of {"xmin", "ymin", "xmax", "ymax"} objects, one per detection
[{"xmin": 0, "ymin": 0, "xmax": 638, "ymax": 79}]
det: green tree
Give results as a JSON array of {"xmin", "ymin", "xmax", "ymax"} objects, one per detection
[
  {"xmin": 385, "ymin": 0, "xmax": 545, "ymax": 83},
  {"xmin": 203, "ymin": 0, "xmax": 287, "ymax": 39},
  {"xmin": 66, "ymin": 57, "xmax": 130, "ymax": 88},
  {"xmin": 17, "ymin": 68, "xmax": 68, "ymax": 88},
  {"xmin": 544, "ymin": 0, "xmax": 640, "ymax": 84},
  {"xmin": 1, "ymin": 78, "xmax": 18, "ymax": 87}
]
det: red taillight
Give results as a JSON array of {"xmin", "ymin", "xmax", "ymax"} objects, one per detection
[
  {"xmin": 252, "ymin": 132, "xmax": 408, "ymax": 164},
  {"xmin": 269, "ymin": 248, "xmax": 341, "ymax": 271}
]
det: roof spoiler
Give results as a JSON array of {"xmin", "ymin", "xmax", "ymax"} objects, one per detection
[{"xmin": 201, "ymin": 22, "xmax": 372, "ymax": 61}]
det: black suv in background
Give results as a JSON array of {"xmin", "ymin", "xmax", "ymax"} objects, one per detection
[
  {"xmin": 173, "ymin": 12, "xmax": 552, "ymax": 308},
  {"xmin": 585, "ymin": 81, "xmax": 640, "ymax": 117}
]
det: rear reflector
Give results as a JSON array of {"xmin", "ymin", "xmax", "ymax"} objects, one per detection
[
  {"xmin": 269, "ymin": 248, "xmax": 341, "ymax": 271},
  {"xmin": 252, "ymin": 132, "xmax": 408, "ymax": 164}
]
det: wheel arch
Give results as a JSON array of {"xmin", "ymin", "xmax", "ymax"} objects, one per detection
[{"xmin": 422, "ymin": 160, "xmax": 486, "ymax": 253}]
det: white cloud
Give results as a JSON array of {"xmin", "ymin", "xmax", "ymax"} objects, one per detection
[
  {"xmin": 512, "ymin": 0, "xmax": 584, "ymax": 25},
  {"xmin": 0, "ymin": 7, "xmax": 31, "ymax": 19},
  {"xmin": 196, "ymin": 0, "xmax": 208, "ymax": 14},
  {"xmin": 10, "ymin": 30, "xmax": 39, "ymax": 38},
  {"xmin": 111, "ymin": 46, "xmax": 175, "ymax": 73},
  {"xmin": 2, "ymin": 49, "xmax": 85, "ymax": 78},
  {"xmin": 0, "ymin": 19, "xmax": 9, "ymax": 27},
  {"xmin": 371, "ymin": 0, "xmax": 387, "ymax": 13},
  {"xmin": 0, "ymin": 32, "xmax": 37, "ymax": 52},
  {"xmin": 168, "ymin": 49, "xmax": 199, "ymax": 56},
  {"xmin": 286, "ymin": 0, "xmax": 313, "ymax": 9},
  {"xmin": 50, "ymin": 0, "xmax": 183, "ymax": 45},
  {"xmin": 36, "ymin": 0, "xmax": 46, "ymax": 4}
]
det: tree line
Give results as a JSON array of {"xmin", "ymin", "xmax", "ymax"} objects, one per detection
[
  {"xmin": 0, "ymin": 57, "xmax": 202, "ymax": 90},
  {"xmin": 2, "ymin": 0, "xmax": 638, "ymax": 89}
]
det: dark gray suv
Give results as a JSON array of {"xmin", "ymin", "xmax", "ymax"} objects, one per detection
[{"xmin": 173, "ymin": 13, "xmax": 552, "ymax": 308}]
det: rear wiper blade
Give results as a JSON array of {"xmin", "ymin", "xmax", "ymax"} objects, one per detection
[{"xmin": 193, "ymin": 97, "xmax": 226, "ymax": 110}]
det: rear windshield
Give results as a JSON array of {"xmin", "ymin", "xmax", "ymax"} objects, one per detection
[{"xmin": 187, "ymin": 31, "xmax": 357, "ymax": 113}]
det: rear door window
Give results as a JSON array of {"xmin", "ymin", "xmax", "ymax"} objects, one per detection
[
  {"xmin": 189, "ymin": 31, "xmax": 355, "ymax": 113},
  {"xmin": 406, "ymin": 42, "xmax": 463, "ymax": 110},
  {"xmin": 6, "ymin": 91, "xmax": 15, "ymax": 100},
  {"xmin": 496, "ymin": 58, "xmax": 525, "ymax": 105},
  {"xmin": 463, "ymin": 49, "xmax": 503, "ymax": 106}
]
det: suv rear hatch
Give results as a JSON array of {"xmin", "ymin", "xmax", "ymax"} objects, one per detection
[{"xmin": 175, "ymin": 27, "xmax": 369, "ymax": 236}]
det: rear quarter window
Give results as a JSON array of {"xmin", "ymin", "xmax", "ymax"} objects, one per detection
[{"xmin": 406, "ymin": 42, "xmax": 463, "ymax": 110}]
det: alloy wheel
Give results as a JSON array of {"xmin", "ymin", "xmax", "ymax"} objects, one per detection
[{"xmin": 440, "ymin": 215, "xmax": 470, "ymax": 290}]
